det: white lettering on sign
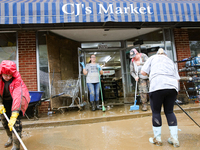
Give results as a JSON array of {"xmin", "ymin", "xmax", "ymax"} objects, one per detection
[
  {"xmin": 98, "ymin": 44, "xmax": 108, "ymax": 49},
  {"xmin": 62, "ymin": 3, "xmax": 153, "ymax": 16},
  {"xmin": 62, "ymin": 3, "xmax": 92, "ymax": 16}
]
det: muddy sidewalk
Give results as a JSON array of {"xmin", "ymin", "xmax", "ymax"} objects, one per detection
[
  {"xmin": 1, "ymin": 102, "xmax": 199, "ymax": 129},
  {"xmin": 0, "ymin": 111, "xmax": 200, "ymax": 150}
]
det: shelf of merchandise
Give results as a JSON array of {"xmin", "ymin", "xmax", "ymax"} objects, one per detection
[{"xmin": 179, "ymin": 62, "xmax": 200, "ymax": 103}]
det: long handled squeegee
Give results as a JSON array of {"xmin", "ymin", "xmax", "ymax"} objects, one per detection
[
  {"xmin": 3, "ymin": 113, "xmax": 28, "ymax": 150},
  {"xmin": 175, "ymin": 100, "xmax": 200, "ymax": 128},
  {"xmin": 98, "ymin": 70, "xmax": 106, "ymax": 112}
]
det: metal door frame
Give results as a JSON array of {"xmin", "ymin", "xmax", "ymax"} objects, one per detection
[
  {"xmin": 78, "ymin": 47, "xmax": 88, "ymax": 102},
  {"xmin": 79, "ymin": 48, "xmax": 123, "ymax": 102}
]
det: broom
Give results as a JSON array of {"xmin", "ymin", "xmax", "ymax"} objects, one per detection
[
  {"xmin": 129, "ymin": 80, "xmax": 139, "ymax": 111},
  {"xmin": 98, "ymin": 69, "xmax": 106, "ymax": 112},
  {"xmin": 130, "ymin": 67, "xmax": 139, "ymax": 111}
]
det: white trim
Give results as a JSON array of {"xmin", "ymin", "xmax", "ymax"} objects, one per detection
[
  {"xmin": 16, "ymin": 32, "xmax": 19, "ymax": 71},
  {"xmin": 36, "ymin": 31, "xmax": 40, "ymax": 91}
]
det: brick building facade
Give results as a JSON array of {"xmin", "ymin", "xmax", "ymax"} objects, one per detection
[
  {"xmin": 17, "ymin": 31, "xmax": 49, "ymax": 113},
  {"xmin": 15, "ymin": 28, "xmax": 193, "ymax": 114},
  {"xmin": 174, "ymin": 29, "xmax": 191, "ymax": 76},
  {"xmin": 0, "ymin": 0, "xmax": 200, "ymax": 114}
]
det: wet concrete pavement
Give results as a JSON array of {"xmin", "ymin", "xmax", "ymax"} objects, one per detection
[
  {"xmin": 0, "ymin": 109, "xmax": 200, "ymax": 150},
  {"xmin": 1, "ymin": 101, "xmax": 199, "ymax": 129},
  {"xmin": 16, "ymin": 102, "xmax": 200, "ymax": 128},
  {"xmin": 0, "ymin": 102, "xmax": 200, "ymax": 149}
]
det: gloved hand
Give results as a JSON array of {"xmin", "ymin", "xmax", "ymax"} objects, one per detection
[
  {"xmin": 96, "ymin": 64, "xmax": 102, "ymax": 71},
  {"xmin": 80, "ymin": 62, "xmax": 85, "ymax": 69},
  {"xmin": 135, "ymin": 76, "xmax": 139, "ymax": 82},
  {"xmin": 8, "ymin": 112, "xmax": 19, "ymax": 131},
  {"xmin": 0, "ymin": 105, "xmax": 6, "ymax": 114}
]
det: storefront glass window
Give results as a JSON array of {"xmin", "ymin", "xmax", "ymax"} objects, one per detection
[
  {"xmin": 37, "ymin": 32, "xmax": 50, "ymax": 98},
  {"xmin": 189, "ymin": 41, "xmax": 200, "ymax": 56},
  {"xmin": 126, "ymin": 29, "xmax": 164, "ymax": 57},
  {"xmin": 0, "ymin": 32, "xmax": 17, "ymax": 64},
  {"xmin": 126, "ymin": 29, "xmax": 175, "ymax": 60},
  {"xmin": 163, "ymin": 29, "xmax": 174, "ymax": 61},
  {"xmin": 188, "ymin": 29, "xmax": 200, "ymax": 57}
]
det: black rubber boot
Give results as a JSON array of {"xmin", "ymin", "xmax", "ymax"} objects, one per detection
[
  {"xmin": 5, "ymin": 129, "xmax": 12, "ymax": 148},
  {"xmin": 91, "ymin": 101, "xmax": 96, "ymax": 111},
  {"xmin": 11, "ymin": 132, "xmax": 21, "ymax": 150},
  {"xmin": 95, "ymin": 101, "xmax": 101, "ymax": 110}
]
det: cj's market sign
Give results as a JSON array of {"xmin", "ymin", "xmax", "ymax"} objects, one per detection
[{"xmin": 62, "ymin": 3, "xmax": 153, "ymax": 16}]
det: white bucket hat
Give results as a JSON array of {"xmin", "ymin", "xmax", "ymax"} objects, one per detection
[{"xmin": 157, "ymin": 48, "xmax": 167, "ymax": 55}]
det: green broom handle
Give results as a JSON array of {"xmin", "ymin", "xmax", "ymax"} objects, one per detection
[{"xmin": 98, "ymin": 69, "xmax": 104, "ymax": 102}]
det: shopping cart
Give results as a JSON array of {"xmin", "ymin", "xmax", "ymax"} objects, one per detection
[{"xmin": 52, "ymin": 78, "xmax": 85, "ymax": 113}]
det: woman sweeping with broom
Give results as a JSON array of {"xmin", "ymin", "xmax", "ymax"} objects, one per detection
[
  {"xmin": 0, "ymin": 60, "xmax": 30, "ymax": 150},
  {"xmin": 80, "ymin": 54, "xmax": 104, "ymax": 111}
]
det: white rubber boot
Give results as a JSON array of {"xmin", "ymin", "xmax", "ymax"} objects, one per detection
[
  {"xmin": 168, "ymin": 126, "xmax": 180, "ymax": 147},
  {"xmin": 149, "ymin": 126, "xmax": 162, "ymax": 146}
]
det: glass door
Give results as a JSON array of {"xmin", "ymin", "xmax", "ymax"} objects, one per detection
[
  {"xmin": 79, "ymin": 49, "xmax": 123, "ymax": 103},
  {"xmin": 78, "ymin": 48, "xmax": 88, "ymax": 102}
]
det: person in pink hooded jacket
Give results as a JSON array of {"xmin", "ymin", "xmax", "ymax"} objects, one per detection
[{"xmin": 0, "ymin": 60, "xmax": 30, "ymax": 150}]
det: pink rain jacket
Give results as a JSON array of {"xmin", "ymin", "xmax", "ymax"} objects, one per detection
[{"xmin": 0, "ymin": 60, "xmax": 30, "ymax": 115}]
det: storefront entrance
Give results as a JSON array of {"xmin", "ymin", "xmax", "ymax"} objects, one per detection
[
  {"xmin": 75, "ymin": 28, "xmax": 177, "ymax": 105},
  {"xmin": 78, "ymin": 48, "xmax": 125, "ymax": 105},
  {"xmin": 36, "ymin": 28, "xmax": 176, "ymax": 109}
]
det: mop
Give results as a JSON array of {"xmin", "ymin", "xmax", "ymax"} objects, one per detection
[
  {"xmin": 98, "ymin": 69, "xmax": 106, "ymax": 112},
  {"xmin": 3, "ymin": 113, "xmax": 28, "ymax": 150},
  {"xmin": 129, "ymin": 80, "xmax": 139, "ymax": 111}
]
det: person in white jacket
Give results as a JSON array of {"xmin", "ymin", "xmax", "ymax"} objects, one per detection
[{"xmin": 141, "ymin": 48, "xmax": 180, "ymax": 147}]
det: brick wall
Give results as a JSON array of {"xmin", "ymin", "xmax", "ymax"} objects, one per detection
[
  {"xmin": 18, "ymin": 30, "xmax": 49, "ymax": 114},
  {"xmin": 18, "ymin": 31, "xmax": 37, "ymax": 90},
  {"xmin": 174, "ymin": 28, "xmax": 191, "ymax": 76}
]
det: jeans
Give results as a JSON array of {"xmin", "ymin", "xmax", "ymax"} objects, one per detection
[{"xmin": 87, "ymin": 83, "xmax": 100, "ymax": 102}]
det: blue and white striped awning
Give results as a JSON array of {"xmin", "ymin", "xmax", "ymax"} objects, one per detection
[{"xmin": 0, "ymin": 0, "xmax": 200, "ymax": 24}]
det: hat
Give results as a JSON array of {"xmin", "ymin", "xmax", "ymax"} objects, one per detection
[
  {"xmin": 157, "ymin": 48, "xmax": 167, "ymax": 55},
  {"xmin": 130, "ymin": 48, "xmax": 138, "ymax": 58}
]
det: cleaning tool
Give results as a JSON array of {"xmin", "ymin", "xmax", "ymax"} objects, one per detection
[
  {"xmin": 98, "ymin": 69, "xmax": 106, "ymax": 112},
  {"xmin": 130, "ymin": 67, "xmax": 139, "ymax": 111},
  {"xmin": 3, "ymin": 113, "xmax": 28, "ymax": 150},
  {"xmin": 175, "ymin": 100, "xmax": 200, "ymax": 128},
  {"xmin": 129, "ymin": 80, "xmax": 139, "ymax": 111}
]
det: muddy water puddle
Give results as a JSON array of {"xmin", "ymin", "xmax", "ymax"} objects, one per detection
[
  {"xmin": 1, "ymin": 112, "xmax": 200, "ymax": 150},
  {"xmin": 20, "ymin": 103, "xmax": 200, "ymax": 127}
]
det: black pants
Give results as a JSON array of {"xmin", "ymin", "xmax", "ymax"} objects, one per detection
[
  {"xmin": 1, "ymin": 100, "xmax": 22, "ymax": 132},
  {"xmin": 149, "ymin": 89, "xmax": 177, "ymax": 127}
]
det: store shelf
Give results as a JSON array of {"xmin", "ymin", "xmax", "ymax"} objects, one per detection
[
  {"xmin": 179, "ymin": 57, "xmax": 200, "ymax": 103},
  {"xmin": 101, "ymin": 75, "xmax": 121, "ymax": 100}
]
